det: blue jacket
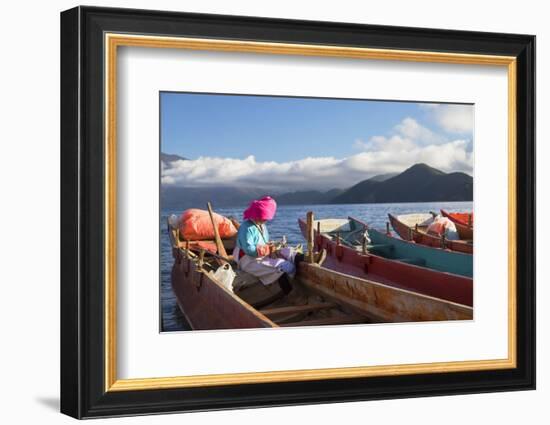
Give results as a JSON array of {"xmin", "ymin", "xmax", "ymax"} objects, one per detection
[{"xmin": 236, "ymin": 220, "xmax": 270, "ymax": 257}]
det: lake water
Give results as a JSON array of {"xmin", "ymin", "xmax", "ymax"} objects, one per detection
[{"xmin": 160, "ymin": 201, "xmax": 472, "ymax": 332}]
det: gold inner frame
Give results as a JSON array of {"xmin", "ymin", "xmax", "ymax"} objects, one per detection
[{"xmin": 104, "ymin": 33, "xmax": 517, "ymax": 392}]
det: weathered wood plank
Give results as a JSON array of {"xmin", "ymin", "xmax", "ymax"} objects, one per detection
[
  {"xmin": 260, "ymin": 302, "xmax": 337, "ymax": 316},
  {"xmin": 306, "ymin": 211, "xmax": 314, "ymax": 263},
  {"xmin": 298, "ymin": 262, "xmax": 473, "ymax": 322},
  {"xmin": 280, "ymin": 315, "xmax": 366, "ymax": 327}
]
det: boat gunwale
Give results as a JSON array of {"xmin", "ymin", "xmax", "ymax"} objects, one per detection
[
  {"xmin": 170, "ymin": 237, "xmax": 280, "ymax": 329},
  {"xmin": 298, "ymin": 217, "xmax": 473, "ymax": 306},
  {"xmin": 300, "ymin": 216, "xmax": 472, "ymax": 275},
  {"xmin": 300, "ymin": 262, "xmax": 472, "ymax": 313},
  {"xmin": 348, "ymin": 216, "xmax": 473, "ymax": 263}
]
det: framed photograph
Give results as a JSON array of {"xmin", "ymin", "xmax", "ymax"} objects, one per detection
[{"xmin": 60, "ymin": 6, "xmax": 535, "ymax": 419}]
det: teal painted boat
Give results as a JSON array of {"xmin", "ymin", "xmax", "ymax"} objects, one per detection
[
  {"xmin": 299, "ymin": 216, "xmax": 473, "ymax": 305},
  {"xmin": 349, "ymin": 217, "xmax": 473, "ymax": 278}
]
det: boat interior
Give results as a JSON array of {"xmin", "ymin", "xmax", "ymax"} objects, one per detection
[
  {"xmin": 314, "ymin": 218, "xmax": 431, "ymax": 268},
  {"xmin": 313, "ymin": 218, "xmax": 400, "ymax": 257},
  {"xmin": 313, "ymin": 218, "xmax": 369, "ymax": 249},
  {"xmin": 169, "ymin": 224, "xmax": 372, "ymax": 327},
  {"xmin": 395, "ymin": 213, "xmax": 435, "ymax": 231}
]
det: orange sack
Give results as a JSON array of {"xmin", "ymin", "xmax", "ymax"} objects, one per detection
[{"xmin": 179, "ymin": 208, "xmax": 237, "ymax": 241}]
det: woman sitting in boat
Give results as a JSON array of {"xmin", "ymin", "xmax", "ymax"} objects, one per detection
[{"xmin": 233, "ymin": 196, "xmax": 303, "ymax": 294}]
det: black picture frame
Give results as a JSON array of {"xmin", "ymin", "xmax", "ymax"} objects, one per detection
[{"xmin": 60, "ymin": 5, "xmax": 535, "ymax": 419}]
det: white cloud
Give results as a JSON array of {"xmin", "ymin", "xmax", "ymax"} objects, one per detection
[
  {"xmin": 424, "ymin": 104, "xmax": 474, "ymax": 134},
  {"xmin": 354, "ymin": 135, "xmax": 416, "ymax": 152},
  {"xmin": 350, "ymin": 117, "xmax": 472, "ymax": 177},
  {"xmin": 162, "ymin": 116, "xmax": 473, "ymax": 191},
  {"xmin": 349, "ymin": 138, "xmax": 472, "ymax": 176},
  {"xmin": 162, "ymin": 155, "xmax": 345, "ymax": 190},
  {"xmin": 356, "ymin": 116, "xmax": 446, "ymax": 148},
  {"xmin": 162, "ymin": 144, "xmax": 472, "ymax": 191},
  {"xmin": 394, "ymin": 117, "xmax": 444, "ymax": 144}
]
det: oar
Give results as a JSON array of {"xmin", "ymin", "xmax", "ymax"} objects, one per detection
[{"xmin": 206, "ymin": 202, "xmax": 229, "ymax": 259}]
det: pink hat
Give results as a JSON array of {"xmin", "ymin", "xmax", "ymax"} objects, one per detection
[{"xmin": 243, "ymin": 196, "xmax": 277, "ymax": 221}]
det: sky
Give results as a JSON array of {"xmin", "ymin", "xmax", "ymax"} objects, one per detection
[{"xmin": 160, "ymin": 92, "xmax": 473, "ymax": 191}]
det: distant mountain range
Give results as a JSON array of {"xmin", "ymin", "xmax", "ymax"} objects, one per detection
[
  {"xmin": 160, "ymin": 153, "xmax": 472, "ymax": 209},
  {"xmin": 161, "ymin": 153, "xmax": 268, "ymax": 209},
  {"xmin": 273, "ymin": 173, "xmax": 396, "ymax": 205},
  {"xmin": 161, "ymin": 152, "xmax": 187, "ymax": 168},
  {"xmin": 330, "ymin": 163, "xmax": 472, "ymax": 204},
  {"xmin": 275, "ymin": 188, "xmax": 345, "ymax": 205},
  {"xmin": 161, "ymin": 186, "xmax": 271, "ymax": 210}
]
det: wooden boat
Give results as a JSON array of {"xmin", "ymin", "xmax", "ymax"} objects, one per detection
[
  {"xmin": 388, "ymin": 213, "xmax": 473, "ymax": 254},
  {"xmin": 441, "ymin": 209, "xmax": 474, "ymax": 240},
  {"xmin": 168, "ymin": 221, "xmax": 472, "ymax": 330},
  {"xmin": 299, "ymin": 216, "xmax": 473, "ymax": 306},
  {"xmin": 363, "ymin": 223, "xmax": 473, "ymax": 277}
]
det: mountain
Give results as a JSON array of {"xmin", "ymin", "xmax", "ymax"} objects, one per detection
[
  {"xmin": 331, "ymin": 163, "xmax": 472, "ymax": 204},
  {"xmin": 367, "ymin": 172, "xmax": 398, "ymax": 182},
  {"xmin": 274, "ymin": 173, "xmax": 396, "ymax": 205},
  {"xmin": 160, "ymin": 152, "xmax": 266, "ymax": 209},
  {"xmin": 276, "ymin": 188, "xmax": 345, "ymax": 205},
  {"xmin": 160, "ymin": 162, "xmax": 472, "ymax": 209},
  {"xmin": 161, "ymin": 185, "xmax": 270, "ymax": 210},
  {"xmin": 161, "ymin": 152, "xmax": 187, "ymax": 168}
]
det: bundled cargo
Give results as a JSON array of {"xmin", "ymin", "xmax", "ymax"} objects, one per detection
[
  {"xmin": 168, "ymin": 208, "xmax": 238, "ymax": 241},
  {"xmin": 426, "ymin": 216, "xmax": 459, "ymax": 240}
]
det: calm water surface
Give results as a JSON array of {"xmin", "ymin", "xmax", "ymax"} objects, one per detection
[{"xmin": 160, "ymin": 201, "xmax": 473, "ymax": 332}]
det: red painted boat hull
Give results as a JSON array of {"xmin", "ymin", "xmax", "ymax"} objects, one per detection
[
  {"xmin": 299, "ymin": 219, "xmax": 473, "ymax": 307},
  {"xmin": 171, "ymin": 248, "xmax": 276, "ymax": 330},
  {"xmin": 441, "ymin": 209, "xmax": 474, "ymax": 240},
  {"xmin": 388, "ymin": 213, "xmax": 473, "ymax": 254}
]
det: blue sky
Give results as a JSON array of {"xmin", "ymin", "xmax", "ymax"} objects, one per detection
[
  {"xmin": 160, "ymin": 92, "xmax": 473, "ymax": 190},
  {"xmin": 162, "ymin": 93, "xmax": 436, "ymax": 162}
]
